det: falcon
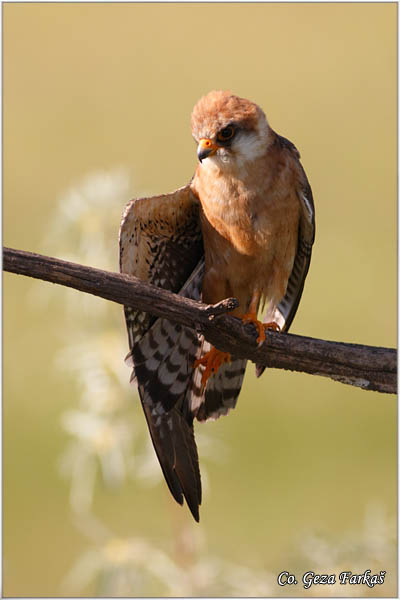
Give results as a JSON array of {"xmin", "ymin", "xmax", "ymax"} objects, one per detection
[{"xmin": 119, "ymin": 90, "xmax": 315, "ymax": 521}]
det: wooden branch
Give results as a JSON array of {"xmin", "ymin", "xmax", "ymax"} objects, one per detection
[{"xmin": 3, "ymin": 246, "xmax": 396, "ymax": 395}]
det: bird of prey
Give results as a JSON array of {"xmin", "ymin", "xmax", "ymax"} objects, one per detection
[{"xmin": 119, "ymin": 90, "xmax": 315, "ymax": 521}]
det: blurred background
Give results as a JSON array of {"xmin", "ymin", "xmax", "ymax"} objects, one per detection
[{"xmin": 3, "ymin": 3, "xmax": 396, "ymax": 597}]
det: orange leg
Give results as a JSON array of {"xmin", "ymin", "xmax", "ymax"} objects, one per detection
[
  {"xmin": 194, "ymin": 347, "xmax": 231, "ymax": 388},
  {"xmin": 239, "ymin": 290, "xmax": 280, "ymax": 344}
]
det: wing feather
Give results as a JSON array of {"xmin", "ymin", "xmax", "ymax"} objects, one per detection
[
  {"xmin": 257, "ymin": 136, "xmax": 315, "ymax": 377},
  {"xmin": 120, "ymin": 186, "xmax": 205, "ymax": 518},
  {"xmin": 120, "ymin": 184, "xmax": 203, "ymax": 343},
  {"xmin": 120, "ymin": 185, "xmax": 250, "ymax": 518}
]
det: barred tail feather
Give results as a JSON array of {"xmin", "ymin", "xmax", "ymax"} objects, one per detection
[
  {"xmin": 191, "ymin": 338, "xmax": 247, "ymax": 422},
  {"xmin": 125, "ymin": 255, "xmax": 247, "ymax": 518}
]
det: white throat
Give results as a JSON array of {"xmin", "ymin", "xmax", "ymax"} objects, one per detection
[{"xmin": 201, "ymin": 118, "xmax": 270, "ymax": 176}]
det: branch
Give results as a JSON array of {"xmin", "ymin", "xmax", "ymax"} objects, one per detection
[{"xmin": 3, "ymin": 247, "xmax": 396, "ymax": 395}]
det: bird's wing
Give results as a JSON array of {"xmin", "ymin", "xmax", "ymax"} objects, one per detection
[
  {"xmin": 273, "ymin": 135, "xmax": 315, "ymax": 331},
  {"xmin": 120, "ymin": 184, "xmax": 203, "ymax": 346},
  {"xmin": 256, "ymin": 135, "xmax": 315, "ymax": 377},
  {"xmin": 120, "ymin": 184, "xmax": 249, "ymax": 519},
  {"xmin": 120, "ymin": 184, "xmax": 205, "ymax": 520}
]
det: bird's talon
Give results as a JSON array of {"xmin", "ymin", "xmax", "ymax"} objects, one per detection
[
  {"xmin": 194, "ymin": 347, "xmax": 231, "ymax": 387},
  {"xmin": 264, "ymin": 321, "xmax": 281, "ymax": 333},
  {"xmin": 240, "ymin": 311, "xmax": 266, "ymax": 344},
  {"xmin": 240, "ymin": 312, "xmax": 280, "ymax": 344}
]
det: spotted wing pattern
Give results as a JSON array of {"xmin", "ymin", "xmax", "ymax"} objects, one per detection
[
  {"xmin": 120, "ymin": 185, "xmax": 203, "ymax": 346},
  {"xmin": 119, "ymin": 185, "xmax": 247, "ymax": 520}
]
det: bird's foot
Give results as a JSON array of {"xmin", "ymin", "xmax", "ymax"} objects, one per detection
[
  {"xmin": 194, "ymin": 347, "xmax": 231, "ymax": 388},
  {"xmin": 240, "ymin": 312, "xmax": 281, "ymax": 345}
]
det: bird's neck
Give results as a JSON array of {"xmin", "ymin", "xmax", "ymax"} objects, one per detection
[{"xmin": 192, "ymin": 150, "xmax": 268, "ymax": 207}]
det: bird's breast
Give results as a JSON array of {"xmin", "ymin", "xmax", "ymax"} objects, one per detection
[
  {"xmin": 191, "ymin": 162, "xmax": 301, "ymax": 310},
  {"xmin": 193, "ymin": 166, "xmax": 296, "ymax": 258}
]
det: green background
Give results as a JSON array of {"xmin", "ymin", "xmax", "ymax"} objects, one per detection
[{"xmin": 4, "ymin": 3, "xmax": 396, "ymax": 597}]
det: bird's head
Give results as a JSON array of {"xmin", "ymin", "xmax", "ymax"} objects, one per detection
[{"xmin": 191, "ymin": 90, "xmax": 271, "ymax": 171}]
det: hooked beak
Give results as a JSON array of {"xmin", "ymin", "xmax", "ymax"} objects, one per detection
[{"xmin": 197, "ymin": 138, "xmax": 219, "ymax": 163}]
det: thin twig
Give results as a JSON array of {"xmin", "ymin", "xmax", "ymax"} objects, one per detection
[{"xmin": 3, "ymin": 246, "xmax": 396, "ymax": 394}]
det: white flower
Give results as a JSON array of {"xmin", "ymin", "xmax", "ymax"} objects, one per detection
[{"xmin": 59, "ymin": 409, "xmax": 134, "ymax": 512}]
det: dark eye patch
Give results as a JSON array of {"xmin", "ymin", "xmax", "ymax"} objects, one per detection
[{"xmin": 217, "ymin": 125, "xmax": 236, "ymax": 143}]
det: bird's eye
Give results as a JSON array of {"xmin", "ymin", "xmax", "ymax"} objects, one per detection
[{"xmin": 217, "ymin": 126, "xmax": 235, "ymax": 142}]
